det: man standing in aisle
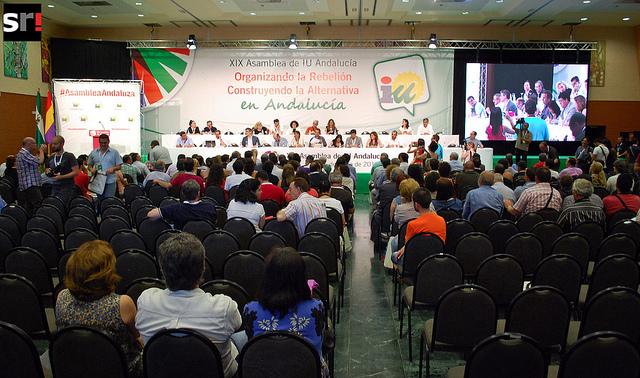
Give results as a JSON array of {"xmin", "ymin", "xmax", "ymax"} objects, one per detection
[
  {"xmin": 88, "ymin": 134, "xmax": 122, "ymax": 201},
  {"xmin": 46, "ymin": 136, "xmax": 79, "ymax": 204},
  {"xmin": 149, "ymin": 140, "xmax": 173, "ymax": 170},
  {"xmin": 16, "ymin": 137, "xmax": 46, "ymax": 214}
]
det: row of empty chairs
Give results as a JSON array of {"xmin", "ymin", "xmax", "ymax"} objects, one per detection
[{"xmin": 0, "ymin": 320, "xmax": 325, "ymax": 378}]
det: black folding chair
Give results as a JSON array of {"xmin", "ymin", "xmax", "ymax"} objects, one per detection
[
  {"xmin": 264, "ymin": 219, "xmax": 299, "ymax": 248},
  {"xmin": 0, "ymin": 321, "xmax": 45, "ymax": 378},
  {"xmin": 223, "ymin": 217, "xmax": 256, "ymax": 250},
  {"xmin": 222, "ymin": 250, "xmax": 265, "ymax": 299},
  {"xmin": 248, "ymin": 231, "xmax": 287, "ymax": 258},
  {"xmin": 239, "ymin": 332, "xmax": 322, "ymax": 378},
  {"xmin": 50, "ymin": 326, "xmax": 129, "ymax": 378}
]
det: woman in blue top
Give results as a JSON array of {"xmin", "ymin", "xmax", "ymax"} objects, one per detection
[
  {"xmin": 243, "ymin": 247, "xmax": 325, "ymax": 358},
  {"xmin": 432, "ymin": 178, "xmax": 463, "ymax": 213}
]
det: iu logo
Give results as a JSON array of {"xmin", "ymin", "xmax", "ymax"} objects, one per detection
[
  {"xmin": 3, "ymin": 3, "xmax": 42, "ymax": 41},
  {"xmin": 373, "ymin": 55, "xmax": 430, "ymax": 115}
]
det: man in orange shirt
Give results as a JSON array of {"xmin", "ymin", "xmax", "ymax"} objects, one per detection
[{"xmin": 392, "ymin": 188, "xmax": 446, "ymax": 265}]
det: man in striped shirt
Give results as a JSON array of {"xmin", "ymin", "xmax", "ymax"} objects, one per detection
[
  {"xmin": 277, "ymin": 177, "xmax": 327, "ymax": 237},
  {"xmin": 557, "ymin": 178, "xmax": 606, "ymax": 230},
  {"xmin": 16, "ymin": 137, "xmax": 46, "ymax": 214}
]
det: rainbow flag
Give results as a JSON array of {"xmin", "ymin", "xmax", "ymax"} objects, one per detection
[{"xmin": 44, "ymin": 89, "xmax": 56, "ymax": 144}]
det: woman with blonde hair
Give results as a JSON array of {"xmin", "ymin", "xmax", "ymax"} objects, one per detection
[
  {"xmin": 384, "ymin": 178, "xmax": 420, "ymax": 269},
  {"xmin": 56, "ymin": 240, "xmax": 142, "ymax": 377},
  {"xmin": 590, "ymin": 161, "xmax": 606, "ymax": 188}
]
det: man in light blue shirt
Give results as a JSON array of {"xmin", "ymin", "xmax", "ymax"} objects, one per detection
[
  {"xmin": 524, "ymin": 99, "xmax": 549, "ymax": 141},
  {"xmin": 448, "ymin": 152, "xmax": 464, "ymax": 172},
  {"xmin": 513, "ymin": 168, "xmax": 536, "ymax": 201},
  {"xmin": 462, "ymin": 171, "xmax": 504, "ymax": 219},
  {"xmin": 88, "ymin": 134, "xmax": 122, "ymax": 200}
]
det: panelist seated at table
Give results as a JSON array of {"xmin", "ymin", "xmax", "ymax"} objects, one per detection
[
  {"xmin": 176, "ymin": 132, "xmax": 195, "ymax": 148},
  {"xmin": 186, "ymin": 120, "xmax": 200, "ymax": 134},
  {"xmin": 398, "ymin": 119, "xmax": 412, "ymax": 135},
  {"xmin": 305, "ymin": 120, "xmax": 321, "ymax": 135},
  {"xmin": 253, "ymin": 121, "xmax": 270, "ymax": 135},
  {"xmin": 271, "ymin": 119, "xmax": 283, "ymax": 136},
  {"xmin": 366, "ymin": 132, "xmax": 382, "ymax": 148},
  {"xmin": 416, "ymin": 118, "xmax": 434, "ymax": 137},
  {"xmin": 242, "ymin": 128, "xmax": 261, "ymax": 147},
  {"xmin": 308, "ymin": 130, "xmax": 327, "ymax": 147},
  {"xmin": 272, "ymin": 133, "xmax": 288, "ymax": 147},
  {"xmin": 287, "ymin": 120, "xmax": 300, "ymax": 135},
  {"xmin": 386, "ymin": 131, "xmax": 403, "ymax": 148},
  {"xmin": 345, "ymin": 129, "xmax": 363, "ymax": 148},
  {"xmin": 202, "ymin": 120, "xmax": 215, "ymax": 134},
  {"xmin": 332, "ymin": 135, "xmax": 344, "ymax": 148},
  {"xmin": 464, "ymin": 131, "xmax": 484, "ymax": 148},
  {"xmin": 325, "ymin": 119, "xmax": 338, "ymax": 135},
  {"xmin": 290, "ymin": 130, "xmax": 305, "ymax": 148},
  {"xmin": 213, "ymin": 129, "xmax": 227, "ymax": 147}
]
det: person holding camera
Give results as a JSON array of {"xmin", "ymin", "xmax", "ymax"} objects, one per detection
[
  {"xmin": 514, "ymin": 119, "xmax": 532, "ymax": 164},
  {"xmin": 47, "ymin": 136, "xmax": 79, "ymax": 204}
]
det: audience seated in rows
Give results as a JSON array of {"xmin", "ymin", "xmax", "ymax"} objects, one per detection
[
  {"xmin": 391, "ymin": 188, "xmax": 446, "ymax": 266},
  {"xmin": 277, "ymin": 177, "xmax": 327, "ymax": 237},
  {"xmin": 463, "ymin": 171, "xmax": 504, "ymax": 219},
  {"xmin": 603, "ymin": 173, "xmax": 640, "ymax": 219},
  {"xmin": 505, "ymin": 167, "xmax": 562, "ymax": 217},
  {"xmin": 136, "ymin": 233, "xmax": 241, "ymax": 377},
  {"xmin": 432, "ymin": 178, "xmax": 463, "ymax": 213},
  {"xmin": 243, "ymin": 247, "xmax": 326, "ymax": 367},
  {"xmin": 227, "ymin": 179, "xmax": 265, "ymax": 229},
  {"xmin": 147, "ymin": 179, "xmax": 216, "ymax": 229},
  {"xmin": 557, "ymin": 178, "xmax": 606, "ymax": 230}
]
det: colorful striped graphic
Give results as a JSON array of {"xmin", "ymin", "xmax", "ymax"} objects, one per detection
[
  {"xmin": 44, "ymin": 89, "xmax": 56, "ymax": 143},
  {"xmin": 131, "ymin": 48, "xmax": 194, "ymax": 110}
]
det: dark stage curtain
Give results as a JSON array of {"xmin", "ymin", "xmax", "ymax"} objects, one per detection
[{"xmin": 51, "ymin": 38, "xmax": 130, "ymax": 80}]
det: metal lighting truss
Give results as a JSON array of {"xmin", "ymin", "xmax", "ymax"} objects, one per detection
[{"xmin": 127, "ymin": 39, "xmax": 597, "ymax": 51}]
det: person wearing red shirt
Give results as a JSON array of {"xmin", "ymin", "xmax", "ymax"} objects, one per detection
[
  {"xmin": 155, "ymin": 159, "xmax": 205, "ymax": 195},
  {"xmin": 603, "ymin": 173, "xmax": 640, "ymax": 218},
  {"xmin": 391, "ymin": 188, "xmax": 446, "ymax": 265},
  {"xmin": 74, "ymin": 155, "xmax": 91, "ymax": 199},
  {"xmin": 256, "ymin": 171, "xmax": 285, "ymax": 205},
  {"xmin": 304, "ymin": 120, "xmax": 321, "ymax": 135}
]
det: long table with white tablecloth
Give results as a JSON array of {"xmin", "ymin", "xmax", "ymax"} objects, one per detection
[
  {"xmin": 161, "ymin": 133, "xmax": 462, "ymax": 151},
  {"xmin": 161, "ymin": 143, "xmax": 493, "ymax": 174}
]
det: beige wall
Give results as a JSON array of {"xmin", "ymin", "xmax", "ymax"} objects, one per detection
[{"xmin": 0, "ymin": 22, "xmax": 67, "ymax": 96}]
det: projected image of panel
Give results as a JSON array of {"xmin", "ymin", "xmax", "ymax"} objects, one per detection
[{"xmin": 464, "ymin": 63, "xmax": 589, "ymax": 142}]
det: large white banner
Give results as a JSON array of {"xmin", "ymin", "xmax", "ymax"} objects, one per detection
[
  {"xmin": 53, "ymin": 80, "xmax": 142, "ymax": 157},
  {"xmin": 135, "ymin": 48, "xmax": 453, "ymax": 145}
]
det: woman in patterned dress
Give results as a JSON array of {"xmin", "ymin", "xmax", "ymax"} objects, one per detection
[{"xmin": 55, "ymin": 240, "xmax": 143, "ymax": 377}]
